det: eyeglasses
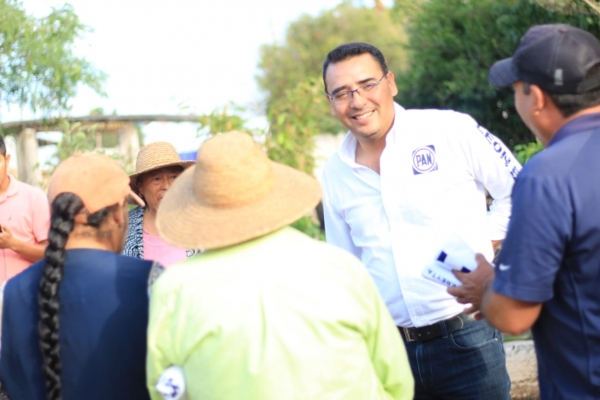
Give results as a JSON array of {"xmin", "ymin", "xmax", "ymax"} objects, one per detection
[{"xmin": 327, "ymin": 73, "xmax": 388, "ymax": 103}]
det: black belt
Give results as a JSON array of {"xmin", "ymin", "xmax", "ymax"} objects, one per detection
[{"xmin": 398, "ymin": 313, "xmax": 474, "ymax": 342}]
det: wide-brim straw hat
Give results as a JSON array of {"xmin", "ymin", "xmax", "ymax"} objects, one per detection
[
  {"xmin": 129, "ymin": 141, "xmax": 194, "ymax": 193},
  {"xmin": 156, "ymin": 131, "xmax": 322, "ymax": 250}
]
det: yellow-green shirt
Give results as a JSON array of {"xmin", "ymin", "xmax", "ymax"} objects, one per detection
[{"xmin": 147, "ymin": 227, "xmax": 414, "ymax": 400}]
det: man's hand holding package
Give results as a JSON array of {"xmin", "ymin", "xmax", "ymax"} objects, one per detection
[{"xmin": 447, "ymin": 254, "xmax": 495, "ymax": 320}]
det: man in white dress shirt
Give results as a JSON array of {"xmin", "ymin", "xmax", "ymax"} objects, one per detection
[{"xmin": 321, "ymin": 42, "xmax": 519, "ymax": 399}]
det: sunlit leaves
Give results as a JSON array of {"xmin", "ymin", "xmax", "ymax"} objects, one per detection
[
  {"xmin": 0, "ymin": 1, "xmax": 106, "ymax": 116},
  {"xmin": 394, "ymin": 0, "xmax": 600, "ymax": 146},
  {"xmin": 257, "ymin": 0, "xmax": 408, "ymax": 135}
]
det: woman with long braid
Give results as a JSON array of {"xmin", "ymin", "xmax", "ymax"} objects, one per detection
[{"xmin": 0, "ymin": 153, "xmax": 162, "ymax": 400}]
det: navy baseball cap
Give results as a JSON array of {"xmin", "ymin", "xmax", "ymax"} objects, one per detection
[{"xmin": 489, "ymin": 24, "xmax": 600, "ymax": 94}]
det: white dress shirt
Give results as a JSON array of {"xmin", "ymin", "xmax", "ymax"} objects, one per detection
[{"xmin": 322, "ymin": 103, "xmax": 521, "ymax": 327}]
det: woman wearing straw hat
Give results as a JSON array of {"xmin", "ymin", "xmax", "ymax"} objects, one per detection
[
  {"xmin": 123, "ymin": 142, "xmax": 196, "ymax": 266},
  {"xmin": 0, "ymin": 153, "xmax": 162, "ymax": 400}
]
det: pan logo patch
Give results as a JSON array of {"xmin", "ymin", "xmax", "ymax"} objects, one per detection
[{"xmin": 412, "ymin": 145, "xmax": 438, "ymax": 175}]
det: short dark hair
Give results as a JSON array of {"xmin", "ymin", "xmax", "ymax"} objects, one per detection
[
  {"xmin": 0, "ymin": 134, "xmax": 6, "ymax": 156},
  {"xmin": 322, "ymin": 42, "xmax": 388, "ymax": 93},
  {"xmin": 547, "ymin": 64, "xmax": 600, "ymax": 117}
]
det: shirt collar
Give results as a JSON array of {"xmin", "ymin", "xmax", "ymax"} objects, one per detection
[
  {"xmin": 0, "ymin": 174, "xmax": 18, "ymax": 203},
  {"xmin": 550, "ymin": 112, "xmax": 600, "ymax": 147},
  {"xmin": 338, "ymin": 102, "xmax": 405, "ymax": 166}
]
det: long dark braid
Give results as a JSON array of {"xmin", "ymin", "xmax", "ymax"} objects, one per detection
[{"xmin": 38, "ymin": 193, "xmax": 114, "ymax": 400}]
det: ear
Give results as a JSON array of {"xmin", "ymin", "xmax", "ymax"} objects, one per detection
[
  {"xmin": 4, "ymin": 154, "xmax": 10, "ymax": 165},
  {"xmin": 386, "ymin": 71, "xmax": 398, "ymax": 97},
  {"xmin": 325, "ymin": 93, "xmax": 336, "ymax": 116},
  {"xmin": 112, "ymin": 204, "xmax": 126, "ymax": 228},
  {"xmin": 530, "ymin": 84, "xmax": 546, "ymax": 115}
]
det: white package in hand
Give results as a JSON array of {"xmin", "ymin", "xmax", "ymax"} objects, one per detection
[{"xmin": 422, "ymin": 234, "xmax": 478, "ymax": 287}]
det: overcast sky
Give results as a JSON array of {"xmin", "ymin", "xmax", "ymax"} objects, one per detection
[
  {"xmin": 15, "ymin": 0, "xmax": 363, "ymax": 118},
  {"xmin": 8, "ymin": 0, "xmax": 390, "ymax": 152}
]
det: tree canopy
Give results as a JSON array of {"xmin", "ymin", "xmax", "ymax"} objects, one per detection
[
  {"xmin": 0, "ymin": 0, "xmax": 106, "ymax": 117},
  {"xmin": 394, "ymin": 0, "xmax": 600, "ymax": 146},
  {"xmin": 257, "ymin": 0, "xmax": 407, "ymax": 135}
]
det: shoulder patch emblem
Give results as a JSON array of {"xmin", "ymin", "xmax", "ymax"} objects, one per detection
[{"xmin": 412, "ymin": 145, "xmax": 438, "ymax": 175}]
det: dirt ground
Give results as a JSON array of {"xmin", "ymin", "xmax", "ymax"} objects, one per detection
[{"xmin": 505, "ymin": 340, "xmax": 540, "ymax": 400}]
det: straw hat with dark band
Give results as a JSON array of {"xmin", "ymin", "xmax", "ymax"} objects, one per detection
[
  {"xmin": 129, "ymin": 142, "xmax": 194, "ymax": 193},
  {"xmin": 156, "ymin": 131, "xmax": 322, "ymax": 250}
]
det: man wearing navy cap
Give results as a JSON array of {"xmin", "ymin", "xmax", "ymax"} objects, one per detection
[{"xmin": 449, "ymin": 24, "xmax": 600, "ymax": 399}]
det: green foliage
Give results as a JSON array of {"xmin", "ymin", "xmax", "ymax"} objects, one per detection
[
  {"xmin": 514, "ymin": 140, "xmax": 544, "ymax": 164},
  {"xmin": 0, "ymin": 0, "xmax": 106, "ymax": 114},
  {"xmin": 263, "ymin": 80, "xmax": 326, "ymax": 237},
  {"xmin": 89, "ymin": 107, "xmax": 105, "ymax": 115},
  {"xmin": 394, "ymin": 0, "xmax": 600, "ymax": 146},
  {"xmin": 197, "ymin": 103, "xmax": 248, "ymax": 137},
  {"xmin": 48, "ymin": 120, "xmax": 133, "ymax": 175},
  {"xmin": 257, "ymin": 0, "xmax": 407, "ymax": 134},
  {"xmin": 198, "ymin": 80, "xmax": 324, "ymax": 177},
  {"xmin": 534, "ymin": 0, "xmax": 599, "ymax": 14},
  {"xmin": 291, "ymin": 216, "xmax": 325, "ymax": 241},
  {"xmin": 53, "ymin": 120, "xmax": 98, "ymax": 163},
  {"xmin": 265, "ymin": 78, "xmax": 324, "ymax": 175}
]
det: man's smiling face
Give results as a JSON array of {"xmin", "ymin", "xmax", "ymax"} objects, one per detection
[{"xmin": 325, "ymin": 53, "xmax": 398, "ymax": 144}]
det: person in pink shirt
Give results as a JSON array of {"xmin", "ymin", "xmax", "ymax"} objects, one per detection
[
  {"xmin": 0, "ymin": 134, "xmax": 50, "ymax": 282},
  {"xmin": 122, "ymin": 142, "xmax": 197, "ymax": 266}
]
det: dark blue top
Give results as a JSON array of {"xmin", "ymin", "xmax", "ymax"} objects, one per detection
[
  {"xmin": 494, "ymin": 113, "xmax": 600, "ymax": 400},
  {"xmin": 0, "ymin": 249, "xmax": 154, "ymax": 400}
]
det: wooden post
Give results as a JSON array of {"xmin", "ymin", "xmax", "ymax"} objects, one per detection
[
  {"xmin": 118, "ymin": 124, "xmax": 140, "ymax": 173},
  {"xmin": 16, "ymin": 128, "xmax": 41, "ymax": 186},
  {"xmin": 96, "ymin": 131, "xmax": 103, "ymax": 149}
]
